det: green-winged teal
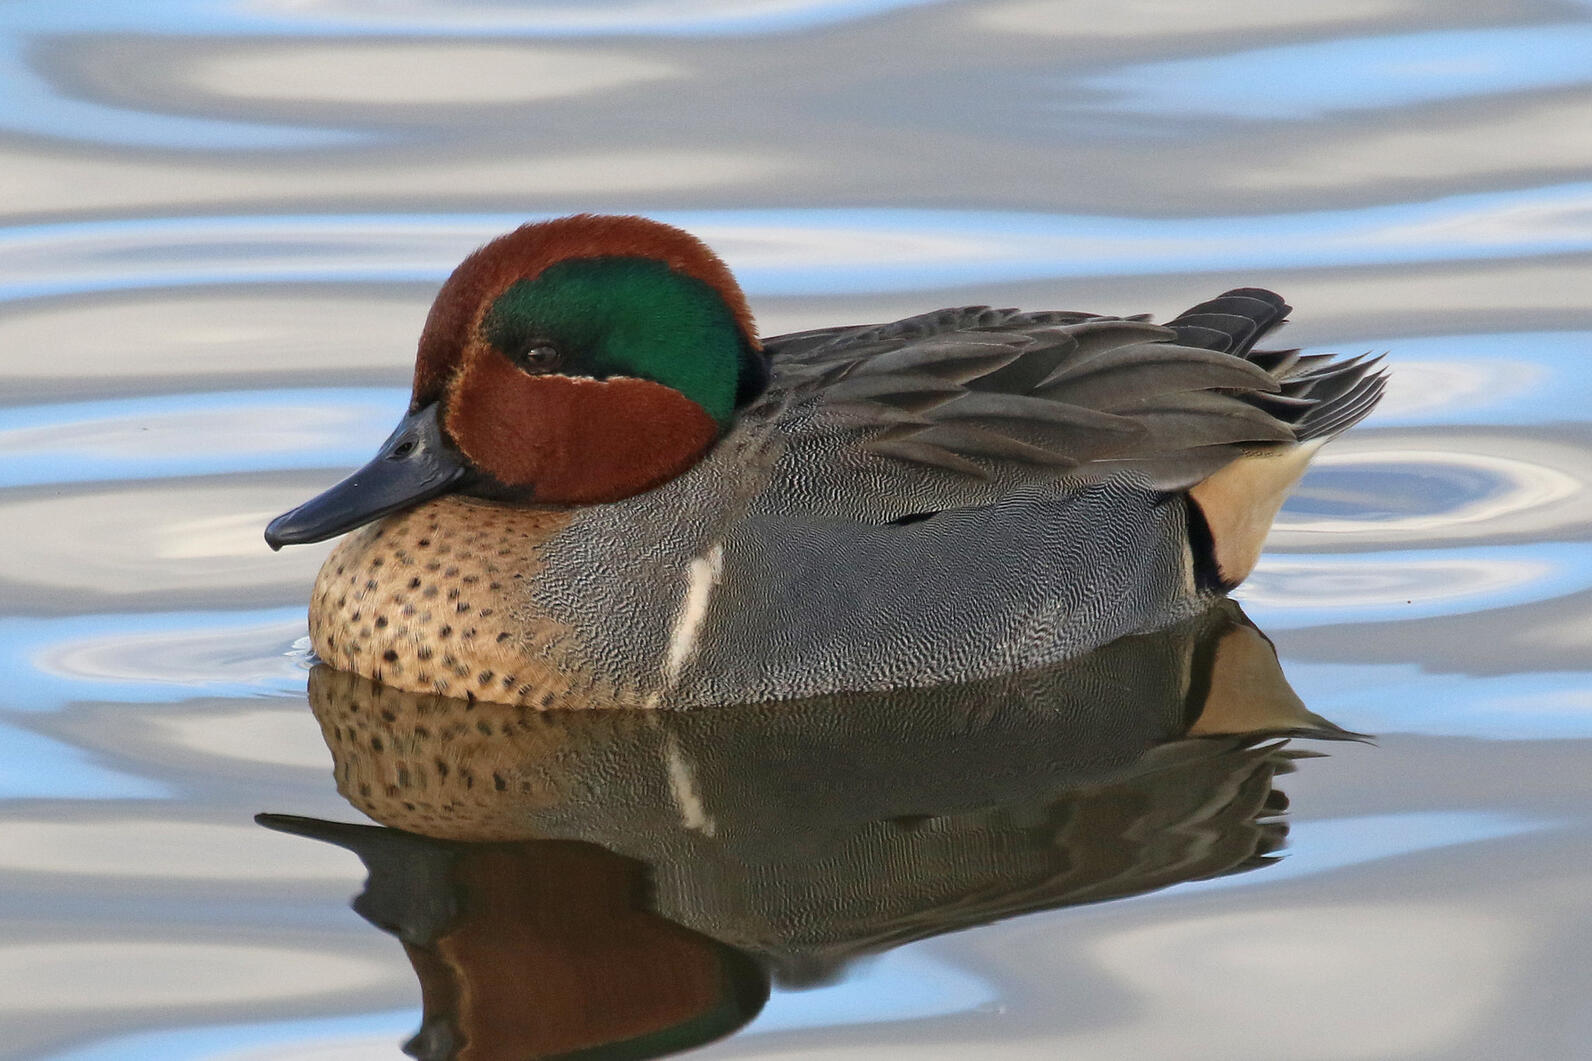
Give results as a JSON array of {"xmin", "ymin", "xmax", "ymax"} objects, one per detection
[{"xmin": 266, "ymin": 214, "xmax": 1386, "ymax": 708}]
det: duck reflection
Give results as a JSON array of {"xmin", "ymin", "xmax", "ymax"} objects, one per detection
[{"xmin": 259, "ymin": 599, "xmax": 1355, "ymax": 1060}]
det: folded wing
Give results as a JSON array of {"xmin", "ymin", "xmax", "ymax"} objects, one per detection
[{"xmin": 758, "ymin": 290, "xmax": 1385, "ymax": 520}]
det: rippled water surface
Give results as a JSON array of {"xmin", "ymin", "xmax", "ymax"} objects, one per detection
[{"xmin": 4, "ymin": 2, "xmax": 1592, "ymax": 1058}]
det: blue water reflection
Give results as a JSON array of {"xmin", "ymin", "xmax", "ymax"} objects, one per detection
[
  {"xmin": 1085, "ymin": 25, "xmax": 1592, "ymax": 119},
  {"xmin": 1241, "ymin": 543, "xmax": 1592, "ymax": 628},
  {"xmin": 750, "ymin": 952, "xmax": 998, "ymax": 1034},
  {"xmin": 0, "ymin": 40, "xmax": 353, "ymax": 151},
  {"xmin": 0, "ymin": 723, "xmax": 167, "ymax": 799},
  {"xmin": 0, "ymin": 389, "xmax": 403, "ymax": 487},
  {"xmin": 1280, "ymin": 438, "xmax": 1592, "ymax": 550},
  {"xmin": 2, "ymin": 0, "xmax": 956, "ymax": 153},
  {"xmin": 7, "ymin": 186, "xmax": 1592, "ymax": 301},
  {"xmin": 42, "ymin": 1009, "xmax": 420, "ymax": 1061},
  {"xmin": 1284, "ymin": 662, "xmax": 1592, "ymax": 740},
  {"xmin": 1311, "ymin": 333, "xmax": 1592, "ymax": 428},
  {"xmin": 0, "ymin": 610, "xmax": 306, "ymax": 712},
  {"xmin": 3, "ymin": 0, "xmax": 954, "ymax": 39},
  {"xmin": 1286, "ymin": 464, "xmax": 1494, "ymax": 522}
]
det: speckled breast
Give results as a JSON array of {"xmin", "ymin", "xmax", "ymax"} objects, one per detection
[{"xmin": 308, "ymin": 496, "xmax": 619, "ymax": 707}]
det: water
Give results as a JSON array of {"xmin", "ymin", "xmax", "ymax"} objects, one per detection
[{"xmin": 3, "ymin": 1, "xmax": 1591, "ymax": 1057}]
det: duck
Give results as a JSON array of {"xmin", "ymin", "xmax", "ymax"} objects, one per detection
[{"xmin": 265, "ymin": 213, "xmax": 1386, "ymax": 710}]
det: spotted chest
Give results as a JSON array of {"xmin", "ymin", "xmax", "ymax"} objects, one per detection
[{"xmin": 308, "ymin": 496, "xmax": 619, "ymax": 708}]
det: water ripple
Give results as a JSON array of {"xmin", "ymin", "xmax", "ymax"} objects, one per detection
[
  {"xmin": 39, "ymin": 1010, "xmax": 420, "ymax": 1061},
  {"xmin": 1284, "ymin": 662, "xmax": 1592, "ymax": 740},
  {"xmin": 4, "ymin": 0, "xmax": 953, "ymax": 39},
  {"xmin": 0, "ymin": 723, "xmax": 167, "ymax": 800},
  {"xmin": 0, "ymin": 942, "xmax": 392, "ymax": 1013},
  {"xmin": 0, "ymin": 482, "xmax": 330, "ymax": 604},
  {"xmin": 1358, "ymin": 334, "xmax": 1592, "ymax": 427},
  {"xmin": 1083, "ymin": 25, "xmax": 1592, "ymax": 119},
  {"xmin": 1239, "ymin": 543, "xmax": 1592, "ymax": 628},
  {"xmin": 0, "ymin": 389, "xmax": 402, "ymax": 487},
  {"xmin": 1275, "ymin": 434, "xmax": 1592, "ymax": 548},
  {"xmin": 0, "ymin": 39, "xmax": 352, "ymax": 151},
  {"xmin": 0, "ymin": 610, "xmax": 307, "ymax": 712},
  {"xmin": 5, "ymin": 187, "xmax": 1592, "ymax": 300},
  {"xmin": 0, "ymin": 0, "xmax": 956, "ymax": 150},
  {"xmin": 0, "ymin": 818, "xmax": 355, "ymax": 881}
]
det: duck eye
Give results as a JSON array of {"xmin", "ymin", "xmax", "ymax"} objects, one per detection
[{"xmin": 514, "ymin": 343, "xmax": 563, "ymax": 374}]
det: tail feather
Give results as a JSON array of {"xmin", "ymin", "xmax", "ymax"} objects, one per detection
[
  {"xmin": 1176, "ymin": 289, "xmax": 1390, "ymax": 588},
  {"xmin": 1245, "ymin": 348, "xmax": 1304, "ymax": 375},
  {"xmin": 1299, "ymin": 370, "xmax": 1388, "ymax": 442},
  {"xmin": 1170, "ymin": 288, "xmax": 1389, "ymax": 447},
  {"xmin": 1279, "ymin": 353, "xmax": 1388, "ymax": 442},
  {"xmin": 1167, "ymin": 289, "xmax": 1291, "ymax": 356}
]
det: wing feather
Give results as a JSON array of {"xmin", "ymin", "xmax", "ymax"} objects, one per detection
[{"xmin": 753, "ymin": 290, "xmax": 1386, "ymax": 520}]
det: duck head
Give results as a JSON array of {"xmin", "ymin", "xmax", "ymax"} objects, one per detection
[{"xmin": 266, "ymin": 214, "xmax": 766, "ymax": 549}]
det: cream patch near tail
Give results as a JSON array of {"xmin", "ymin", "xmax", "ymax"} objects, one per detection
[{"xmin": 1189, "ymin": 439, "xmax": 1324, "ymax": 587}]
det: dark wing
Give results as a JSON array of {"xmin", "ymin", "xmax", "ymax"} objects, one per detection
[{"xmin": 753, "ymin": 290, "xmax": 1385, "ymax": 518}]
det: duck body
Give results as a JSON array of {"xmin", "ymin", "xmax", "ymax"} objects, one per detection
[
  {"xmin": 309, "ymin": 426, "xmax": 1198, "ymax": 709},
  {"xmin": 272, "ymin": 215, "xmax": 1386, "ymax": 709}
]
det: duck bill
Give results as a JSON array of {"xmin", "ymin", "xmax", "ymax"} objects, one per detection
[{"xmin": 265, "ymin": 403, "xmax": 466, "ymax": 550}]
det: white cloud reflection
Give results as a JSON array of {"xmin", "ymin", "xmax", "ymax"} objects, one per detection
[
  {"xmin": 7, "ymin": 188, "xmax": 1592, "ymax": 302},
  {"xmin": 0, "ymin": 942, "xmax": 389, "ymax": 1014},
  {"xmin": 0, "ymin": 819, "xmax": 356, "ymax": 881},
  {"xmin": 1078, "ymin": 905, "xmax": 1522, "ymax": 1058},
  {"xmin": 0, "ymin": 484, "xmax": 329, "ymax": 596},
  {"xmin": 1240, "ymin": 544, "xmax": 1592, "ymax": 628},
  {"xmin": 187, "ymin": 43, "xmax": 680, "ymax": 106},
  {"xmin": 1274, "ymin": 437, "xmax": 1592, "ymax": 548}
]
